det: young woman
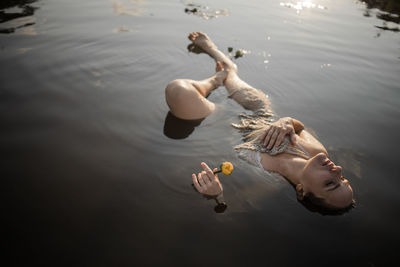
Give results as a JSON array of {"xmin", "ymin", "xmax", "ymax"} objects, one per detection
[{"xmin": 165, "ymin": 32, "xmax": 354, "ymax": 213}]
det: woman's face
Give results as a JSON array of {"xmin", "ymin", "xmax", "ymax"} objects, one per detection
[{"xmin": 300, "ymin": 153, "xmax": 353, "ymax": 208}]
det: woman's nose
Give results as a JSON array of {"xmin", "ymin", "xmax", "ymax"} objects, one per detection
[{"xmin": 334, "ymin": 165, "xmax": 342, "ymax": 173}]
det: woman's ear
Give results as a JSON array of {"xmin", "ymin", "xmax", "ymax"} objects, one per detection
[{"xmin": 296, "ymin": 184, "xmax": 305, "ymax": 200}]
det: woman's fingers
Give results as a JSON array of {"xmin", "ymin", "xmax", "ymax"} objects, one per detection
[
  {"xmin": 201, "ymin": 171, "xmax": 212, "ymax": 184},
  {"xmin": 267, "ymin": 129, "xmax": 279, "ymax": 149},
  {"xmin": 201, "ymin": 162, "xmax": 215, "ymax": 182},
  {"xmin": 258, "ymin": 125, "xmax": 270, "ymax": 141},
  {"xmin": 274, "ymin": 131, "xmax": 286, "ymax": 148},
  {"xmin": 263, "ymin": 127, "xmax": 275, "ymax": 146},
  {"xmin": 192, "ymin": 173, "xmax": 202, "ymax": 192},
  {"xmin": 200, "ymin": 162, "xmax": 212, "ymax": 172},
  {"xmin": 198, "ymin": 172, "xmax": 206, "ymax": 187}
]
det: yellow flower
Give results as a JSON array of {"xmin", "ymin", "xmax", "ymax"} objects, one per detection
[{"xmin": 221, "ymin": 162, "xmax": 234, "ymax": 175}]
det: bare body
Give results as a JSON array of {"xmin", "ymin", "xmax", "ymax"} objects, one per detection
[{"xmin": 166, "ymin": 32, "xmax": 353, "ymax": 210}]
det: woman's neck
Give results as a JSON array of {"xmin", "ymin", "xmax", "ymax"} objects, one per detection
[{"xmin": 275, "ymin": 154, "xmax": 307, "ymax": 185}]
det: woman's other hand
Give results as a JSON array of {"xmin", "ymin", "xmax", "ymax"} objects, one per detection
[
  {"xmin": 192, "ymin": 162, "xmax": 223, "ymax": 196},
  {"xmin": 258, "ymin": 117, "xmax": 297, "ymax": 149}
]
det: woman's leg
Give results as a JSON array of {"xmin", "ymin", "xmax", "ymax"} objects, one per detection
[
  {"xmin": 224, "ymin": 68, "xmax": 271, "ymax": 114},
  {"xmin": 165, "ymin": 62, "xmax": 227, "ymax": 120},
  {"xmin": 189, "ymin": 32, "xmax": 271, "ymax": 114}
]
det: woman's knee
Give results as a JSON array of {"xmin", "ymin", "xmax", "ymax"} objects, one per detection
[
  {"xmin": 165, "ymin": 79, "xmax": 214, "ymax": 120},
  {"xmin": 165, "ymin": 79, "xmax": 190, "ymax": 100}
]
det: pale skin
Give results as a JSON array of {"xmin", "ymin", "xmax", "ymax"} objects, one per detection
[{"xmin": 166, "ymin": 32, "xmax": 353, "ymax": 209}]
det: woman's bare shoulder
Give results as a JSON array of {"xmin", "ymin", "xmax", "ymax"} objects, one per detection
[{"xmin": 297, "ymin": 130, "xmax": 328, "ymax": 157}]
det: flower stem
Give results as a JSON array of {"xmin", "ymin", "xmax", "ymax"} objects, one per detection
[{"xmin": 213, "ymin": 169, "xmax": 222, "ymax": 174}]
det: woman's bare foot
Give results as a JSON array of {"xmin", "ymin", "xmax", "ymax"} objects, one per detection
[
  {"xmin": 188, "ymin": 32, "xmax": 217, "ymax": 52},
  {"xmin": 188, "ymin": 32, "xmax": 238, "ymax": 72}
]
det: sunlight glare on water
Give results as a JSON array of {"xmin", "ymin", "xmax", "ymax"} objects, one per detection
[{"xmin": 280, "ymin": 1, "xmax": 327, "ymax": 13}]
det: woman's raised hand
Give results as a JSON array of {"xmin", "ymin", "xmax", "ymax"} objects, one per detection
[
  {"xmin": 258, "ymin": 117, "xmax": 297, "ymax": 149},
  {"xmin": 192, "ymin": 162, "xmax": 223, "ymax": 196}
]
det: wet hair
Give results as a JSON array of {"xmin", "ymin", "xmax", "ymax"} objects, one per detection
[
  {"xmin": 298, "ymin": 192, "xmax": 356, "ymax": 216},
  {"xmin": 163, "ymin": 112, "xmax": 204, "ymax": 139}
]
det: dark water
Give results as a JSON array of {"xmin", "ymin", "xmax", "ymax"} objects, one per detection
[{"xmin": 2, "ymin": 0, "xmax": 400, "ymax": 266}]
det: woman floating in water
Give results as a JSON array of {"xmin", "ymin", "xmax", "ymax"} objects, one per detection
[{"xmin": 165, "ymin": 32, "xmax": 355, "ymax": 214}]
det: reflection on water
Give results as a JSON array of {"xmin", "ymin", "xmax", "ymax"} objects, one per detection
[
  {"xmin": 112, "ymin": 25, "xmax": 138, "ymax": 33},
  {"xmin": 163, "ymin": 112, "xmax": 203, "ymax": 140},
  {"xmin": 111, "ymin": 0, "xmax": 145, "ymax": 33},
  {"xmin": 183, "ymin": 1, "xmax": 229, "ymax": 20},
  {"xmin": 187, "ymin": 42, "xmax": 249, "ymax": 60},
  {"xmin": 328, "ymin": 147, "xmax": 363, "ymax": 179},
  {"xmin": 361, "ymin": 0, "xmax": 400, "ymax": 32},
  {"xmin": 199, "ymin": 192, "xmax": 228, "ymax": 213},
  {"xmin": 112, "ymin": 0, "xmax": 147, "ymax": 17},
  {"xmin": 0, "ymin": 0, "xmax": 38, "ymax": 34}
]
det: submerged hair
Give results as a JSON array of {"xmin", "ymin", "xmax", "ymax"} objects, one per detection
[{"xmin": 298, "ymin": 192, "xmax": 356, "ymax": 216}]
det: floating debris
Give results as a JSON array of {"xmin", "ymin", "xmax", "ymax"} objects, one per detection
[
  {"xmin": 184, "ymin": 7, "xmax": 198, "ymax": 13},
  {"xmin": 227, "ymin": 47, "xmax": 251, "ymax": 59},
  {"xmin": 234, "ymin": 50, "xmax": 244, "ymax": 59},
  {"xmin": 183, "ymin": 1, "xmax": 229, "ymax": 20}
]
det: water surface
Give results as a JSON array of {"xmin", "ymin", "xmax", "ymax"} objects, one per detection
[{"xmin": 2, "ymin": 0, "xmax": 400, "ymax": 266}]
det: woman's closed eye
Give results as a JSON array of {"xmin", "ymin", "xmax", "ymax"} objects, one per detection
[
  {"xmin": 325, "ymin": 180, "xmax": 341, "ymax": 191},
  {"xmin": 325, "ymin": 180, "xmax": 334, "ymax": 187}
]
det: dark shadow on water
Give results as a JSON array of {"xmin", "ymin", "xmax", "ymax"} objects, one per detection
[
  {"xmin": 163, "ymin": 111, "xmax": 204, "ymax": 140},
  {"xmin": 361, "ymin": 0, "xmax": 400, "ymax": 33},
  {"xmin": 0, "ymin": 0, "xmax": 38, "ymax": 34},
  {"xmin": 214, "ymin": 202, "xmax": 227, "ymax": 213},
  {"xmin": 202, "ymin": 193, "xmax": 228, "ymax": 213}
]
